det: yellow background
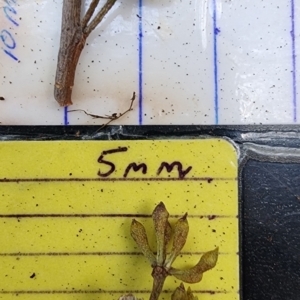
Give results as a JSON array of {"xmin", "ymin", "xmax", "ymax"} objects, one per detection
[{"xmin": 0, "ymin": 139, "xmax": 239, "ymax": 300}]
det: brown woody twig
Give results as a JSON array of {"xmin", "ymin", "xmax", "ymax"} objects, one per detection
[{"xmin": 54, "ymin": 0, "xmax": 118, "ymax": 106}]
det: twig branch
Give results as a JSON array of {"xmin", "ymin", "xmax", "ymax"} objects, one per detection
[
  {"xmin": 81, "ymin": 0, "xmax": 101, "ymax": 28},
  {"xmin": 54, "ymin": 0, "xmax": 119, "ymax": 106},
  {"xmin": 84, "ymin": 0, "xmax": 117, "ymax": 35},
  {"xmin": 68, "ymin": 92, "xmax": 135, "ymax": 129}
]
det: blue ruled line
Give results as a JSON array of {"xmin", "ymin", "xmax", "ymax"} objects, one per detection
[
  {"xmin": 291, "ymin": 0, "xmax": 297, "ymax": 122},
  {"xmin": 138, "ymin": 0, "xmax": 143, "ymax": 125},
  {"xmin": 212, "ymin": 0, "xmax": 219, "ymax": 124},
  {"xmin": 64, "ymin": 107, "xmax": 68, "ymax": 125}
]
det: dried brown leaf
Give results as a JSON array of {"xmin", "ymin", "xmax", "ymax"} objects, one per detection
[
  {"xmin": 130, "ymin": 219, "xmax": 156, "ymax": 266},
  {"xmin": 119, "ymin": 294, "xmax": 142, "ymax": 300},
  {"xmin": 152, "ymin": 202, "xmax": 169, "ymax": 266},
  {"xmin": 171, "ymin": 284, "xmax": 198, "ymax": 300},
  {"xmin": 165, "ymin": 213, "xmax": 189, "ymax": 268},
  {"xmin": 186, "ymin": 287, "xmax": 198, "ymax": 300},
  {"xmin": 169, "ymin": 247, "xmax": 219, "ymax": 283},
  {"xmin": 171, "ymin": 283, "xmax": 186, "ymax": 300},
  {"xmin": 165, "ymin": 220, "xmax": 172, "ymax": 248}
]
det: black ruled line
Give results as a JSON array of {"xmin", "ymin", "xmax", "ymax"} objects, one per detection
[
  {"xmin": 0, "ymin": 289, "xmax": 236, "ymax": 294},
  {"xmin": 0, "ymin": 251, "xmax": 233, "ymax": 256},
  {"xmin": 0, "ymin": 214, "xmax": 237, "ymax": 218},
  {"xmin": 0, "ymin": 177, "xmax": 236, "ymax": 183}
]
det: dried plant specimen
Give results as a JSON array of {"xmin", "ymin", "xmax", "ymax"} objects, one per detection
[
  {"xmin": 68, "ymin": 92, "xmax": 135, "ymax": 128},
  {"xmin": 119, "ymin": 294, "xmax": 142, "ymax": 300},
  {"xmin": 54, "ymin": 0, "xmax": 118, "ymax": 106},
  {"xmin": 130, "ymin": 202, "xmax": 219, "ymax": 300},
  {"xmin": 171, "ymin": 283, "xmax": 198, "ymax": 300}
]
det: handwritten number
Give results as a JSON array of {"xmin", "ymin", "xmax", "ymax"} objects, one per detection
[
  {"xmin": 1, "ymin": 0, "xmax": 18, "ymax": 61},
  {"xmin": 97, "ymin": 147, "xmax": 128, "ymax": 177},
  {"xmin": 97, "ymin": 155, "xmax": 115, "ymax": 177},
  {"xmin": 4, "ymin": 48, "xmax": 18, "ymax": 61},
  {"xmin": 97, "ymin": 147, "xmax": 192, "ymax": 179},
  {"xmin": 4, "ymin": 6, "xmax": 18, "ymax": 27},
  {"xmin": 0, "ymin": 29, "xmax": 16, "ymax": 49},
  {"xmin": 4, "ymin": 0, "xmax": 17, "ymax": 6}
]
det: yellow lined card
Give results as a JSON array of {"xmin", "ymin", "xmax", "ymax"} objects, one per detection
[{"xmin": 0, "ymin": 139, "xmax": 239, "ymax": 300}]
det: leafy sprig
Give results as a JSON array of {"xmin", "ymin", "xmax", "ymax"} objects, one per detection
[{"xmin": 130, "ymin": 202, "xmax": 219, "ymax": 300}]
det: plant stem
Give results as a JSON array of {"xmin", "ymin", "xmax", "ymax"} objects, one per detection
[
  {"xmin": 84, "ymin": 0, "xmax": 117, "ymax": 35},
  {"xmin": 81, "ymin": 0, "xmax": 101, "ymax": 27},
  {"xmin": 54, "ymin": 0, "xmax": 118, "ymax": 106},
  {"xmin": 54, "ymin": 0, "xmax": 86, "ymax": 106},
  {"xmin": 150, "ymin": 267, "xmax": 168, "ymax": 300}
]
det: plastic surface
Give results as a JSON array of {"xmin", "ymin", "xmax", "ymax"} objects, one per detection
[
  {"xmin": 0, "ymin": 138, "xmax": 239, "ymax": 300},
  {"xmin": 1, "ymin": 0, "xmax": 299, "ymax": 125},
  {"xmin": 0, "ymin": 124, "xmax": 300, "ymax": 299}
]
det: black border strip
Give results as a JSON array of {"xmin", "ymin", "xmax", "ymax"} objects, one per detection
[{"xmin": 0, "ymin": 124, "xmax": 299, "ymax": 145}]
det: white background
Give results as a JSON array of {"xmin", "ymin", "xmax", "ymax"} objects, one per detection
[{"xmin": 1, "ymin": 0, "xmax": 299, "ymax": 125}]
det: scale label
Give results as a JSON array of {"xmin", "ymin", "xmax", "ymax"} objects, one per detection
[{"xmin": 0, "ymin": 139, "xmax": 238, "ymax": 300}]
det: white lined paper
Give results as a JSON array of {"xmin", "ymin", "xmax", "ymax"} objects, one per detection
[{"xmin": 0, "ymin": 0, "xmax": 298, "ymax": 125}]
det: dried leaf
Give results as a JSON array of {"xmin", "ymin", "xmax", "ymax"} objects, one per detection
[
  {"xmin": 171, "ymin": 284, "xmax": 198, "ymax": 300},
  {"xmin": 119, "ymin": 294, "xmax": 142, "ymax": 300},
  {"xmin": 131, "ymin": 219, "xmax": 156, "ymax": 266},
  {"xmin": 169, "ymin": 247, "xmax": 219, "ymax": 283},
  {"xmin": 130, "ymin": 203, "xmax": 219, "ymax": 300},
  {"xmin": 197, "ymin": 247, "xmax": 219, "ymax": 272},
  {"xmin": 171, "ymin": 283, "xmax": 186, "ymax": 300},
  {"xmin": 165, "ymin": 213, "xmax": 189, "ymax": 269},
  {"xmin": 152, "ymin": 202, "xmax": 169, "ymax": 266},
  {"xmin": 165, "ymin": 220, "xmax": 172, "ymax": 248},
  {"xmin": 186, "ymin": 287, "xmax": 198, "ymax": 300},
  {"xmin": 170, "ymin": 267, "xmax": 203, "ymax": 284}
]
